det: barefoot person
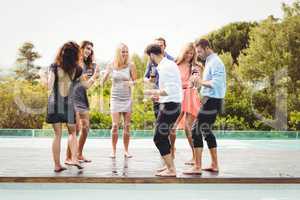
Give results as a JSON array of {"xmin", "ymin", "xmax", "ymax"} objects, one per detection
[
  {"xmin": 144, "ymin": 44, "xmax": 182, "ymax": 177},
  {"xmin": 184, "ymin": 39, "xmax": 226, "ymax": 175},
  {"xmin": 101, "ymin": 43, "xmax": 137, "ymax": 158},
  {"xmin": 144, "ymin": 37, "xmax": 176, "ymax": 158},
  {"xmin": 171, "ymin": 43, "xmax": 202, "ymax": 165},
  {"xmin": 46, "ymin": 41, "xmax": 98, "ymax": 172},
  {"xmin": 65, "ymin": 41, "xmax": 98, "ymax": 164}
]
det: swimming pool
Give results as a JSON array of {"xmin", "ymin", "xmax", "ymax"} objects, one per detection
[{"xmin": 0, "ymin": 183, "xmax": 299, "ymax": 200}]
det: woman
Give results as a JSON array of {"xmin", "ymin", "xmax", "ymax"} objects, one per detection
[
  {"xmin": 171, "ymin": 42, "xmax": 202, "ymax": 165},
  {"xmin": 46, "ymin": 41, "xmax": 98, "ymax": 172},
  {"xmin": 65, "ymin": 41, "xmax": 98, "ymax": 164},
  {"xmin": 101, "ymin": 43, "xmax": 137, "ymax": 158}
]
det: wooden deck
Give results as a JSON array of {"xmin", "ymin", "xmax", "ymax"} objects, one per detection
[{"xmin": 0, "ymin": 138, "xmax": 299, "ymax": 184}]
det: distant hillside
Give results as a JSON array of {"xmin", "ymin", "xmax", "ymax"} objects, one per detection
[{"xmin": 0, "ymin": 66, "xmax": 15, "ymax": 78}]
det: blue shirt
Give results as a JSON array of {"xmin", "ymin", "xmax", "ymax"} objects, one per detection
[
  {"xmin": 144, "ymin": 52, "xmax": 174, "ymax": 88},
  {"xmin": 200, "ymin": 53, "xmax": 226, "ymax": 99}
]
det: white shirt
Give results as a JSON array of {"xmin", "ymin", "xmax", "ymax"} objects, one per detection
[{"xmin": 157, "ymin": 57, "xmax": 182, "ymax": 103}]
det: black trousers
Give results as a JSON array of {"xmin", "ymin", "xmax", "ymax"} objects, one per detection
[
  {"xmin": 192, "ymin": 97, "xmax": 223, "ymax": 149},
  {"xmin": 153, "ymin": 102, "xmax": 181, "ymax": 156},
  {"xmin": 153, "ymin": 102, "xmax": 160, "ymax": 119}
]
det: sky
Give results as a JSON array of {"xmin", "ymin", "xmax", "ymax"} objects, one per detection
[{"xmin": 0, "ymin": 0, "xmax": 295, "ymax": 68}]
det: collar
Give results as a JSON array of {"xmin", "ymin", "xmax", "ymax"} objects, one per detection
[
  {"xmin": 157, "ymin": 57, "xmax": 168, "ymax": 69},
  {"xmin": 206, "ymin": 53, "xmax": 216, "ymax": 62}
]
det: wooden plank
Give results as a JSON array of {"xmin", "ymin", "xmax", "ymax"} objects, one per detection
[{"xmin": 1, "ymin": 177, "xmax": 300, "ymax": 184}]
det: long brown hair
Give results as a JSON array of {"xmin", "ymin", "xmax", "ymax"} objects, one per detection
[
  {"xmin": 81, "ymin": 40, "xmax": 94, "ymax": 68},
  {"xmin": 55, "ymin": 41, "xmax": 82, "ymax": 80}
]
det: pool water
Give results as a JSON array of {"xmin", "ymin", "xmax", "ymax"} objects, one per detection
[
  {"xmin": 0, "ymin": 184, "xmax": 299, "ymax": 200},
  {"xmin": 0, "ymin": 138, "xmax": 299, "ymax": 150}
]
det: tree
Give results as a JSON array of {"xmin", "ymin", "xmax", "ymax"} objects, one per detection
[
  {"xmin": 238, "ymin": 1, "xmax": 300, "ymax": 130},
  {"xmin": 131, "ymin": 53, "xmax": 148, "ymax": 78},
  {"xmin": 282, "ymin": 0, "xmax": 300, "ymax": 18},
  {"xmin": 206, "ymin": 22, "xmax": 258, "ymax": 64},
  {"xmin": 15, "ymin": 42, "xmax": 41, "ymax": 82},
  {"xmin": 0, "ymin": 79, "xmax": 47, "ymax": 129}
]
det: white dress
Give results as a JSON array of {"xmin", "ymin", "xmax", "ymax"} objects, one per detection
[{"xmin": 110, "ymin": 64, "xmax": 132, "ymax": 113}]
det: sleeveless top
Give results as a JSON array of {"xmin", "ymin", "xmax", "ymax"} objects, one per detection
[
  {"xmin": 111, "ymin": 64, "xmax": 132, "ymax": 101},
  {"xmin": 46, "ymin": 64, "xmax": 79, "ymax": 124},
  {"xmin": 110, "ymin": 64, "xmax": 132, "ymax": 113}
]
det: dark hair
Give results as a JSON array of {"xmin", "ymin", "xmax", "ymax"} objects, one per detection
[
  {"xmin": 144, "ymin": 44, "xmax": 163, "ymax": 56},
  {"xmin": 194, "ymin": 38, "xmax": 211, "ymax": 49},
  {"xmin": 55, "ymin": 41, "xmax": 82, "ymax": 80},
  {"xmin": 155, "ymin": 37, "xmax": 167, "ymax": 47},
  {"xmin": 81, "ymin": 40, "xmax": 94, "ymax": 68}
]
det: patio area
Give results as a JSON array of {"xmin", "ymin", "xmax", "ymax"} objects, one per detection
[{"xmin": 0, "ymin": 137, "xmax": 299, "ymax": 183}]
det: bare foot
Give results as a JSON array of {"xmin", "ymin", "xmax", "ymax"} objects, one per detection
[
  {"xmin": 64, "ymin": 159, "xmax": 73, "ymax": 165},
  {"xmin": 54, "ymin": 166, "xmax": 67, "ymax": 173},
  {"xmin": 156, "ymin": 169, "xmax": 176, "ymax": 177},
  {"xmin": 69, "ymin": 161, "xmax": 84, "ymax": 169},
  {"xmin": 78, "ymin": 155, "xmax": 92, "ymax": 163},
  {"xmin": 203, "ymin": 167, "xmax": 219, "ymax": 173},
  {"xmin": 183, "ymin": 167, "xmax": 202, "ymax": 175},
  {"xmin": 156, "ymin": 165, "xmax": 167, "ymax": 172},
  {"xmin": 110, "ymin": 153, "xmax": 116, "ymax": 159},
  {"xmin": 124, "ymin": 152, "xmax": 133, "ymax": 158}
]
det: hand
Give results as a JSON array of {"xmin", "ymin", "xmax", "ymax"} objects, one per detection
[
  {"xmin": 151, "ymin": 95, "xmax": 159, "ymax": 102},
  {"xmin": 196, "ymin": 79, "xmax": 203, "ymax": 86},
  {"xmin": 191, "ymin": 76, "xmax": 202, "ymax": 88},
  {"xmin": 93, "ymin": 66, "xmax": 100, "ymax": 79},
  {"xmin": 149, "ymin": 76, "xmax": 156, "ymax": 83},
  {"xmin": 127, "ymin": 80, "xmax": 135, "ymax": 88},
  {"xmin": 82, "ymin": 74, "xmax": 89, "ymax": 81}
]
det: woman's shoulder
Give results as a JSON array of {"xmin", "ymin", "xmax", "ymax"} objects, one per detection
[{"xmin": 127, "ymin": 62, "xmax": 135, "ymax": 70}]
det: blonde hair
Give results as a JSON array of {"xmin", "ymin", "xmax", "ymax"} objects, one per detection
[
  {"xmin": 113, "ymin": 43, "xmax": 129, "ymax": 68},
  {"xmin": 176, "ymin": 42, "xmax": 204, "ymax": 76},
  {"xmin": 176, "ymin": 42, "xmax": 196, "ymax": 66}
]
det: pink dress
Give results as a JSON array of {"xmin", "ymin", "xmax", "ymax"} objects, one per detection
[{"xmin": 177, "ymin": 63, "xmax": 201, "ymax": 129}]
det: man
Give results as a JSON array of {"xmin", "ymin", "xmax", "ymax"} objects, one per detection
[
  {"xmin": 144, "ymin": 44, "xmax": 182, "ymax": 177},
  {"xmin": 144, "ymin": 37, "xmax": 174, "ymax": 119},
  {"xmin": 184, "ymin": 39, "xmax": 226, "ymax": 175},
  {"xmin": 144, "ymin": 37, "xmax": 177, "ymax": 158}
]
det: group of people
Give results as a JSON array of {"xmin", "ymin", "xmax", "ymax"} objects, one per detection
[{"xmin": 46, "ymin": 37, "xmax": 226, "ymax": 177}]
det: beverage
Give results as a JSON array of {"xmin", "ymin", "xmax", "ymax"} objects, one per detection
[
  {"xmin": 191, "ymin": 66, "xmax": 199, "ymax": 89},
  {"xmin": 150, "ymin": 66, "xmax": 156, "ymax": 82},
  {"xmin": 86, "ymin": 68, "xmax": 94, "ymax": 78}
]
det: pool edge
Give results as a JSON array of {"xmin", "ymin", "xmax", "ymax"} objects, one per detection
[{"xmin": 0, "ymin": 177, "xmax": 300, "ymax": 184}]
